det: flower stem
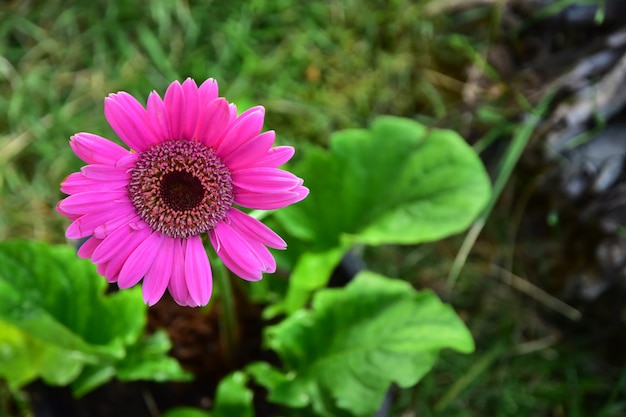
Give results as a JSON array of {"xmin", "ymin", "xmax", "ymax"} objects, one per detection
[{"xmin": 214, "ymin": 259, "xmax": 238, "ymax": 366}]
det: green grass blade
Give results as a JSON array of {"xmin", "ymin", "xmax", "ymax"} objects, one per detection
[{"xmin": 447, "ymin": 88, "xmax": 557, "ymax": 288}]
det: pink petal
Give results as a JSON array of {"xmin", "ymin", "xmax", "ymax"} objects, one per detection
[
  {"xmin": 167, "ymin": 238, "xmax": 191, "ymax": 306},
  {"xmin": 93, "ymin": 210, "xmax": 141, "ymax": 239},
  {"xmin": 77, "ymin": 236, "xmax": 102, "ymax": 259},
  {"xmin": 92, "ymin": 219, "xmax": 143, "ymax": 264},
  {"xmin": 295, "ymin": 186, "xmax": 310, "ymax": 200},
  {"xmin": 180, "ymin": 78, "xmax": 200, "ymax": 140},
  {"xmin": 80, "ymin": 164, "xmax": 130, "ymax": 181},
  {"xmin": 103, "ymin": 266, "xmax": 120, "ymax": 283},
  {"xmin": 232, "ymin": 167, "xmax": 303, "ymax": 194},
  {"xmin": 97, "ymin": 261, "xmax": 114, "ymax": 281},
  {"xmin": 194, "ymin": 98, "xmax": 233, "ymax": 148},
  {"xmin": 228, "ymin": 208, "xmax": 286, "ymax": 249},
  {"xmin": 129, "ymin": 217, "xmax": 149, "ymax": 231},
  {"xmin": 55, "ymin": 201, "xmax": 80, "ymax": 221},
  {"xmin": 61, "ymin": 172, "xmax": 128, "ymax": 194},
  {"xmin": 228, "ymin": 103, "xmax": 238, "ymax": 119},
  {"xmin": 103, "ymin": 226, "xmax": 152, "ymax": 282},
  {"xmin": 250, "ymin": 146, "xmax": 295, "ymax": 168},
  {"xmin": 104, "ymin": 93, "xmax": 155, "ymax": 151},
  {"xmin": 184, "ymin": 236, "xmax": 213, "ymax": 306},
  {"xmin": 234, "ymin": 188, "xmax": 309, "ymax": 210},
  {"xmin": 164, "ymin": 80, "xmax": 186, "ymax": 140},
  {"xmin": 65, "ymin": 203, "xmax": 136, "ymax": 239},
  {"xmin": 222, "ymin": 130, "xmax": 275, "ymax": 170},
  {"xmin": 209, "ymin": 221, "xmax": 275, "ymax": 281},
  {"xmin": 143, "ymin": 236, "xmax": 174, "ymax": 306},
  {"xmin": 118, "ymin": 231, "xmax": 164, "ymax": 289},
  {"xmin": 112, "ymin": 92, "xmax": 160, "ymax": 148},
  {"xmin": 215, "ymin": 107, "xmax": 265, "ymax": 159},
  {"xmin": 70, "ymin": 133, "xmax": 129, "ymax": 165},
  {"xmin": 198, "ymin": 78, "xmax": 218, "ymax": 104},
  {"xmin": 58, "ymin": 190, "xmax": 128, "ymax": 215},
  {"xmin": 184, "ymin": 294, "xmax": 198, "ymax": 306},
  {"xmin": 147, "ymin": 91, "xmax": 171, "ymax": 142},
  {"xmin": 210, "ymin": 232, "xmax": 259, "ymax": 281},
  {"xmin": 116, "ymin": 152, "xmax": 140, "ymax": 169},
  {"xmin": 248, "ymin": 239, "xmax": 276, "ymax": 273}
]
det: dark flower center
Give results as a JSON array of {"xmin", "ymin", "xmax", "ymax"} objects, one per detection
[
  {"xmin": 160, "ymin": 171, "xmax": 205, "ymax": 212},
  {"xmin": 128, "ymin": 140, "xmax": 234, "ymax": 238}
]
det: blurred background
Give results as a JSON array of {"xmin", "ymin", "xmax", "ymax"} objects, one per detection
[{"xmin": 3, "ymin": 0, "xmax": 626, "ymax": 415}]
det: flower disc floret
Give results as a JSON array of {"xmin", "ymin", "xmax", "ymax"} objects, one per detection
[{"xmin": 128, "ymin": 139, "xmax": 234, "ymax": 239}]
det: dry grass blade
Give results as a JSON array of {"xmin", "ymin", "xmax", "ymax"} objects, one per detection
[{"xmin": 489, "ymin": 264, "xmax": 582, "ymax": 321}]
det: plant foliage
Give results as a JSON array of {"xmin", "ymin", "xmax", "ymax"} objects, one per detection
[
  {"xmin": 275, "ymin": 116, "xmax": 491, "ymax": 313},
  {"xmin": 0, "ymin": 240, "xmax": 190, "ymax": 395},
  {"xmin": 250, "ymin": 271, "xmax": 474, "ymax": 416}
]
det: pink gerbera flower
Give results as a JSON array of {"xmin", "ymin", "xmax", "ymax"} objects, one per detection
[{"xmin": 57, "ymin": 78, "xmax": 308, "ymax": 307}]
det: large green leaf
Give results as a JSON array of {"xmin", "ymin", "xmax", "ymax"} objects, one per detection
[
  {"xmin": 0, "ymin": 320, "xmax": 85, "ymax": 387},
  {"xmin": 0, "ymin": 240, "xmax": 143, "ymax": 388},
  {"xmin": 163, "ymin": 371, "xmax": 254, "ymax": 417},
  {"xmin": 0, "ymin": 240, "xmax": 188, "ymax": 393},
  {"xmin": 274, "ymin": 116, "xmax": 491, "ymax": 314},
  {"xmin": 257, "ymin": 271, "xmax": 475, "ymax": 416},
  {"xmin": 277, "ymin": 116, "xmax": 490, "ymax": 247}
]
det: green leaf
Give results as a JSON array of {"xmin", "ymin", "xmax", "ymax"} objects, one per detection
[
  {"xmin": 115, "ymin": 330, "xmax": 191, "ymax": 382},
  {"xmin": 277, "ymin": 116, "xmax": 491, "ymax": 247},
  {"xmin": 70, "ymin": 364, "xmax": 116, "ymax": 398},
  {"xmin": 0, "ymin": 240, "xmax": 188, "ymax": 394},
  {"xmin": 0, "ymin": 320, "xmax": 85, "ymax": 387},
  {"xmin": 266, "ymin": 245, "xmax": 350, "ymax": 317},
  {"xmin": 211, "ymin": 371, "xmax": 254, "ymax": 417},
  {"xmin": 72, "ymin": 330, "xmax": 192, "ymax": 396},
  {"xmin": 261, "ymin": 271, "xmax": 474, "ymax": 416},
  {"xmin": 274, "ymin": 116, "xmax": 491, "ymax": 313},
  {"xmin": 162, "ymin": 371, "xmax": 254, "ymax": 417},
  {"xmin": 162, "ymin": 408, "xmax": 210, "ymax": 417},
  {"xmin": 246, "ymin": 361, "xmax": 297, "ymax": 403},
  {"xmin": 0, "ymin": 240, "xmax": 144, "ymax": 388}
]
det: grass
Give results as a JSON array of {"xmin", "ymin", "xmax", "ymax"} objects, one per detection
[
  {"xmin": 2, "ymin": 0, "xmax": 625, "ymax": 416},
  {"xmin": 1, "ymin": 0, "xmax": 478, "ymax": 242}
]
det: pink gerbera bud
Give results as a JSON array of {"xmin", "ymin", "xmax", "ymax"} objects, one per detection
[{"xmin": 57, "ymin": 78, "xmax": 309, "ymax": 307}]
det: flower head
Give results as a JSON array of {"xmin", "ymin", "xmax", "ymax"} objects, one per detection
[{"xmin": 57, "ymin": 78, "xmax": 308, "ymax": 306}]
